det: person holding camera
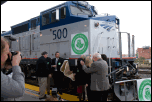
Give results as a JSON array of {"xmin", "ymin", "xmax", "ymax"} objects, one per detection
[{"xmin": 1, "ymin": 37, "xmax": 25, "ymax": 101}]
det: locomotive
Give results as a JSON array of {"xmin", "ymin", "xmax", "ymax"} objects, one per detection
[{"xmin": 1, "ymin": 1, "xmax": 139, "ymax": 101}]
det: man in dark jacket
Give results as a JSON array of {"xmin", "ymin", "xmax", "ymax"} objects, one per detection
[
  {"xmin": 51, "ymin": 51, "xmax": 64, "ymax": 95},
  {"xmin": 46, "ymin": 57, "xmax": 52, "ymax": 95},
  {"xmin": 36, "ymin": 51, "xmax": 52, "ymax": 99}
]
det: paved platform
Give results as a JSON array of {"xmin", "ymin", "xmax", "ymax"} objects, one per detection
[
  {"xmin": 20, "ymin": 88, "xmax": 46, "ymax": 101},
  {"xmin": 19, "ymin": 88, "xmax": 67, "ymax": 101},
  {"xmin": 24, "ymin": 83, "xmax": 79, "ymax": 101}
]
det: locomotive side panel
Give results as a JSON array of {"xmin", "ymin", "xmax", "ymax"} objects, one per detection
[
  {"xmin": 90, "ymin": 19, "xmax": 120, "ymax": 58},
  {"xmin": 11, "ymin": 37, "xmax": 19, "ymax": 51},
  {"xmin": 40, "ymin": 20, "xmax": 90, "ymax": 59}
]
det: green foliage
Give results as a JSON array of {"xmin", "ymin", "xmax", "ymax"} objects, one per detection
[
  {"xmin": 135, "ymin": 57, "xmax": 151, "ymax": 66},
  {"xmin": 139, "ymin": 57, "xmax": 145, "ymax": 61},
  {"xmin": 135, "ymin": 57, "xmax": 146, "ymax": 64}
]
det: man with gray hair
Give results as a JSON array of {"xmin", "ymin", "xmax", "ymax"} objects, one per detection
[
  {"xmin": 80, "ymin": 53, "xmax": 110, "ymax": 101},
  {"xmin": 36, "ymin": 51, "xmax": 52, "ymax": 99}
]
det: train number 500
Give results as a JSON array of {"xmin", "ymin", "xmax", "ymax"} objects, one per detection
[{"xmin": 53, "ymin": 28, "xmax": 67, "ymax": 40}]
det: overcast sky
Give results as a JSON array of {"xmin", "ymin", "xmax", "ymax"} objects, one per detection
[{"xmin": 1, "ymin": 1, "xmax": 151, "ymax": 54}]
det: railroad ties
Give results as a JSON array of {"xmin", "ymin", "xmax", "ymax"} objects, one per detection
[{"xmin": 138, "ymin": 67, "xmax": 151, "ymax": 78}]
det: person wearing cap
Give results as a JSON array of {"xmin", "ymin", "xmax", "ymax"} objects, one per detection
[{"xmin": 36, "ymin": 51, "xmax": 51, "ymax": 99}]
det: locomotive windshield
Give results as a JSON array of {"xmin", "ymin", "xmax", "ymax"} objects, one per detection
[{"xmin": 70, "ymin": 5, "xmax": 92, "ymax": 15}]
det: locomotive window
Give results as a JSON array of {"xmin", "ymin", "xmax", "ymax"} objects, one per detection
[
  {"xmin": 42, "ymin": 13, "xmax": 50, "ymax": 26},
  {"xmin": 13, "ymin": 23, "xmax": 29, "ymax": 35},
  {"xmin": 51, "ymin": 11, "xmax": 56, "ymax": 23},
  {"xmin": 61, "ymin": 7, "xmax": 66, "ymax": 19},
  {"xmin": 70, "ymin": 5, "xmax": 91, "ymax": 15},
  {"xmin": 31, "ymin": 19, "xmax": 36, "ymax": 30}
]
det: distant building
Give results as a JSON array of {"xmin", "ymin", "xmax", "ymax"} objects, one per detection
[{"xmin": 136, "ymin": 46, "xmax": 151, "ymax": 59}]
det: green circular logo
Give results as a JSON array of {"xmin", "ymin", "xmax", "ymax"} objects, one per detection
[
  {"xmin": 71, "ymin": 33, "xmax": 88, "ymax": 54},
  {"xmin": 138, "ymin": 79, "xmax": 151, "ymax": 101}
]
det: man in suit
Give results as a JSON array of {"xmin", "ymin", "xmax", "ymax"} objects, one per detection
[
  {"xmin": 51, "ymin": 51, "xmax": 64, "ymax": 95},
  {"xmin": 80, "ymin": 53, "xmax": 110, "ymax": 101},
  {"xmin": 36, "ymin": 51, "xmax": 52, "ymax": 99}
]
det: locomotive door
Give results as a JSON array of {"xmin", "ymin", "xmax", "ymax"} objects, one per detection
[
  {"xmin": 31, "ymin": 33, "xmax": 40, "ymax": 57},
  {"xmin": 40, "ymin": 44, "xmax": 50, "ymax": 57},
  {"xmin": 59, "ymin": 41, "xmax": 69, "ymax": 58},
  {"xmin": 49, "ymin": 42, "xmax": 59, "ymax": 58}
]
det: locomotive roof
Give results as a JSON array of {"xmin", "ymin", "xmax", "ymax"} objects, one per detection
[
  {"xmin": 11, "ymin": 20, "xmax": 29, "ymax": 29},
  {"xmin": 11, "ymin": 16, "xmax": 40, "ymax": 29},
  {"xmin": 40, "ymin": 2, "xmax": 66, "ymax": 14},
  {"xmin": 1, "ymin": 30, "xmax": 12, "ymax": 36}
]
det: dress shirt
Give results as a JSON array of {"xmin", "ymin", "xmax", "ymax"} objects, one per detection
[{"xmin": 55, "ymin": 58, "xmax": 59, "ymax": 71}]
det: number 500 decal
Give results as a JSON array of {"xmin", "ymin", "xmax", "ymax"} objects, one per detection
[{"xmin": 53, "ymin": 28, "xmax": 67, "ymax": 40}]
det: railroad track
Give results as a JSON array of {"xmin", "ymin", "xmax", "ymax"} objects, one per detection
[
  {"xmin": 138, "ymin": 71, "xmax": 151, "ymax": 74},
  {"xmin": 138, "ymin": 67, "xmax": 151, "ymax": 74},
  {"xmin": 138, "ymin": 67, "xmax": 151, "ymax": 69},
  {"xmin": 137, "ymin": 67, "xmax": 151, "ymax": 78}
]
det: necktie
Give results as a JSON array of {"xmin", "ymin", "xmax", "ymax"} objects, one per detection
[
  {"xmin": 55, "ymin": 58, "xmax": 58, "ymax": 71},
  {"xmin": 56, "ymin": 58, "xmax": 58, "ymax": 65}
]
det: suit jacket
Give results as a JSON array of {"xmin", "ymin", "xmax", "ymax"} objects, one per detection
[
  {"xmin": 82, "ymin": 59, "xmax": 110, "ymax": 91},
  {"xmin": 36, "ymin": 56, "xmax": 49, "ymax": 77},
  {"xmin": 51, "ymin": 57, "xmax": 64, "ymax": 72},
  {"xmin": 46, "ymin": 57, "xmax": 52, "ymax": 74},
  {"xmin": 1, "ymin": 66, "xmax": 25, "ymax": 101}
]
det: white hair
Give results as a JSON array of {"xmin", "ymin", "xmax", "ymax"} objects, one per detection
[{"xmin": 94, "ymin": 53, "xmax": 101, "ymax": 58}]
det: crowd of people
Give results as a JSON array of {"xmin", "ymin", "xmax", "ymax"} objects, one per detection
[
  {"xmin": 36, "ymin": 51, "xmax": 110, "ymax": 101},
  {"xmin": 1, "ymin": 36, "xmax": 110, "ymax": 101}
]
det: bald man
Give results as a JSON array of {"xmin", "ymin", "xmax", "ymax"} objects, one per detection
[{"xmin": 80, "ymin": 53, "xmax": 110, "ymax": 101}]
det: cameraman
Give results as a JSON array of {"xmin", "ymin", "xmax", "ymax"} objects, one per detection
[{"xmin": 1, "ymin": 37, "xmax": 25, "ymax": 101}]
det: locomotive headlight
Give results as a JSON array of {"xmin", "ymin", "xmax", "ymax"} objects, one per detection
[
  {"xmin": 133, "ymin": 64, "xmax": 138, "ymax": 69},
  {"xmin": 127, "ymin": 66, "xmax": 129, "ymax": 71},
  {"xmin": 136, "ymin": 64, "xmax": 138, "ymax": 68},
  {"xmin": 94, "ymin": 22, "xmax": 99, "ymax": 27},
  {"xmin": 124, "ymin": 66, "xmax": 129, "ymax": 71}
]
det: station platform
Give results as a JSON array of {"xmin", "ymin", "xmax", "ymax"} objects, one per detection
[{"xmin": 20, "ymin": 83, "xmax": 79, "ymax": 101}]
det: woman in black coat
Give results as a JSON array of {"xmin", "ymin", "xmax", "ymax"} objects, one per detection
[{"xmin": 75, "ymin": 55, "xmax": 87, "ymax": 101}]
